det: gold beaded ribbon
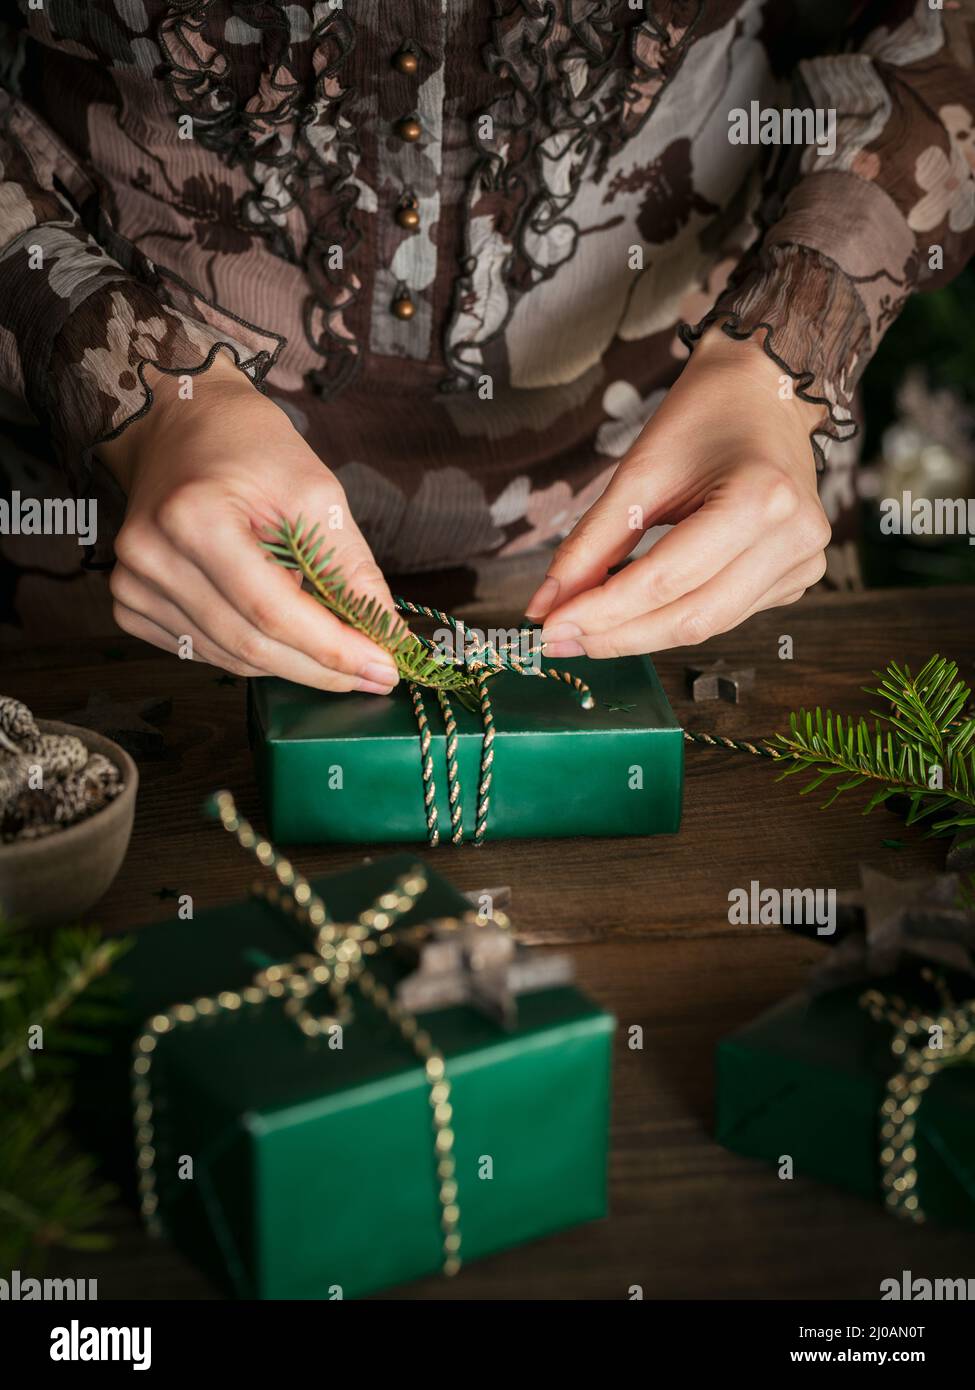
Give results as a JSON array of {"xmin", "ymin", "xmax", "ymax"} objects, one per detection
[
  {"xmin": 859, "ymin": 968, "xmax": 975, "ymax": 1224},
  {"xmin": 393, "ymin": 601, "xmax": 593, "ymax": 847},
  {"xmin": 133, "ymin": 790, "xmax": 512, "ymax": 1279}
]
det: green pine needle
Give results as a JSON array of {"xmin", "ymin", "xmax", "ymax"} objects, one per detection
[
  {"xmin": 0, "ymin": 916, "xmax": 130, "ymax": 1270},
  {"xmin": 262, "ymin": 516, "xmax": 485, "ymax": 706},
  {"xmin": 771, "ymin": 654, "xmax": 975, "ymax": 845}
]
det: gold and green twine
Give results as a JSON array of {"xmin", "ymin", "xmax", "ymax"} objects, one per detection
[
  {"xmin": 859, "ymin": 969, "xmax": 975, "ymax": 1224},
  {"xmin": 392, "ymin": 598, "xmax": 593, "ymax": 846},
  {"xmin": 682, "ymin": 729, "xmax": 781, "ymax": 759},
  {"xmin": 132, "ymin": 790, "xmax": 499, "ymax": 1277}
]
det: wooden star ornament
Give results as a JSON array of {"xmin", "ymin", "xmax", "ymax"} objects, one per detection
[
  {"xmin": 63, "ymin": 693, "xmax": 172, "ymax": 759},
  {"xmin": 395, "ymin": 913, "xmax": 573, "ymax": 1030},
  {"xmin": 807, "ymin": 864, "xmax": 975, "ymax": 991},
  {"xmin": 685, "ymin": 658, "xmax": 755, "ymax": 703}
]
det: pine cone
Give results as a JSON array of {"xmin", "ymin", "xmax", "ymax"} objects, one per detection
[
  {"xmin": 0, "ymin": 695, "xmax": 124, "ymax": 841},
  {"xmin": 22, "ymin": 732, "xmax": 89, "ymax": 777},
  {"xmin": 0, "ymin": 695, "xmax": 40, "ymax": 749},
  {"xmin": 0, "ymin": 754, "xmax": 31, "ymax": 816},
  {"xmin": 81, "ymin": 753, "xmax": 123, "ymax": 812}
]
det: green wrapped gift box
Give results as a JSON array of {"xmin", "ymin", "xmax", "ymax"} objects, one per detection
[
  {"xmin": 716, "ymin": 978, "xmax": 975, "ymax": 1229},
  {"xmin": 77, "ymin": 856, "xmax": 615, "ymax": 1298},
  {"xmin": 247, "ymin": 653, "xmax": 683, "ymax": 844}
]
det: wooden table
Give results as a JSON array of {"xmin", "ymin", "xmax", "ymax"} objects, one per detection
[{"xmin": 6, "ymin": 584, "xmax": 975, "ymax": 1299}]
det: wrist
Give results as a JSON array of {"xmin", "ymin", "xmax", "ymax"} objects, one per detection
[
  {"xmin": 96, "ymin": 354, "xmax": 258, "ymax": 493},
  {"xmin": 692, "ymin": 322, "xmax": 826, "ymax": 452}
]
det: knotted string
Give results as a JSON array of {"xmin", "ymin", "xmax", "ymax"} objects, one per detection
[
  {"xmin": 134, "ymin": 791, "xmax": 507, "ymax": 1276},
  {"xmin": 859, "ymin": 968, "xmax": 975, "ymax": 1223},
  {"xmin": 392, "ymin": 599, "xmax": 594, "ymax": 846}
]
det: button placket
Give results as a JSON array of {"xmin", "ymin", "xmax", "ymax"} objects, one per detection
[
  {"xmin": 389, "ymin": 36, "xmax": 422, "ymax": 324},
  {"xmin": 368, "ymin": 9, "xmax": 445, "ymax": 360}
]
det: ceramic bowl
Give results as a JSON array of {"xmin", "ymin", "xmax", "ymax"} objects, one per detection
[{"xmin": 0, "ymin": 720, "xmax": 138, "ymax": 928}]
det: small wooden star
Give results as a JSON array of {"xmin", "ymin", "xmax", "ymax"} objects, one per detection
[
  {"xmin": 64, "ymin": 693, "xmax": 172, "ymax": 759},
  {"xmin": 395, "ymin": 915, "xmax": 573, "ymax": 1030},
  {"xmin": 807, "ymin": 865, "xmax": 975, "ymax": 990},
  {"xmin": 685, "ymin": 659, "xmax": 754, "ymax": 703}
]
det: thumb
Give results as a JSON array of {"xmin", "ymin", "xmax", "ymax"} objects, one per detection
[{"xmin": 524, "ymin": 463, "xmax": 668, "ymax": 621}]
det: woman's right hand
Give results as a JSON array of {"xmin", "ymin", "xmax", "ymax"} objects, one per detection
[{"xmin": 97, "ymin": 354, "xmax": 400, "ymax": 693}]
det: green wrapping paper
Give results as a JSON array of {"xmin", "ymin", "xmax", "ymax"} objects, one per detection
[
  {"xmin": 715, "ymin": 978, "xmax": 975, "ymax": 1229},
  {"xmin": 76, "ymin": 856, "xmax": 615, "ymax": 1299},
  {"xmin": 248, "ymin": 653, "xmax": 683, "ymax": 844}
]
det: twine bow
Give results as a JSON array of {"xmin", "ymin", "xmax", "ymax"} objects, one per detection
[
  {"xmin": 133, "ymin": 791, "xmax": 520, "ymax": 1280},
  {"xmin": 859, "ymin": 968, "xmax": 975, "ymax": 1224},
  {"xmin": 393, "ymin": 600, "xmax": 593, "ymax": 847}
]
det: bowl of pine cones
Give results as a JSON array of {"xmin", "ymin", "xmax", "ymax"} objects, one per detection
[{"xmin": 0, "ymin": 696, "xmax": 138, "ymax": 928}]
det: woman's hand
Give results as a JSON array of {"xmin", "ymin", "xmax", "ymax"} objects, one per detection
[
  {"xmin": 525, "ymin": 327, "xmax": 831, "ymax": 657},
  {"xmin": 97, "ymin": 355, "xmax": 400, "ymax": 692}
]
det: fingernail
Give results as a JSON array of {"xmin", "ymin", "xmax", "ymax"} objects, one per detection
[
  {"xmin": 524, "ymin": 575, "xmax": 560, "ymax": 619},
  {"xmin": 355, "ymin": 678, "xmax": 397, "ymax": 695},
  {"xmin": 542, "ymin": 639, "xmax": 585, "ymax": 659},
  {"xmin": 358, "ymin": 661, "xmax": 398, "ymax": 689},
  {"xmin": 539, "ymin": 621, "xmax": 581, "ymax": 644}
]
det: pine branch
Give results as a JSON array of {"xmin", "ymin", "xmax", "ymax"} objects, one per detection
[
  {"xmin": 866, "ymin": 654, "xmax": 971, "ymax": 762},
  {"xmin": 0, "ymin": 927, "xmax": 128, "ymax": 1074},
  {"xmin": 0, "ymin": 1088, "xmax": 116, "ymax": 1264},
  {"xmin": 262, "ymin": 516, "xmax": 484, "ymax": 703},
  {"xmin": 771, "ymin": 655, "xmax": 975, "ymax": 845},
  {"xmin": 0, "ymin": 916, "xmax": 129, "ymax": 1269}
]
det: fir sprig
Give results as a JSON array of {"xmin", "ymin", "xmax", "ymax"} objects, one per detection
[
  {"xmin": 262, "ymin": 516, "xmax": 483, "ymax": 704},
  {"xmin": 771, "ymin": 654, "xmax": 975, "ymax": 847},
  {"xmin": 0, "ymin": 918, "xmax": 129, "ymax": 1268}
]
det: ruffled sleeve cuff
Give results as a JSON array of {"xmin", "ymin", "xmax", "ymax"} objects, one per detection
[
  {"xmin": 0, "ymin": 222, "xmax": 283, "ymax": 489},
  {"xmin": 679, "ymin": 242, "xmax": 870, "ymax": 471}
]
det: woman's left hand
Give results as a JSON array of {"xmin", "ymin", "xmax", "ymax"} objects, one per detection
[{"xmin": 525, "ymin": 326, "xmax": 832, "ymax": 657}]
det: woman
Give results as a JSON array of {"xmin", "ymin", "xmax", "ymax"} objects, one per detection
[{"xmin": 0, "ymin": 1, "xmax": 972, "ymax": 689}]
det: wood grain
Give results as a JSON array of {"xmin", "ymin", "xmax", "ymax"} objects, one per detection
[{"xmin": 5, "ymin": 584, "xmax": 974, "ymax": 1299}]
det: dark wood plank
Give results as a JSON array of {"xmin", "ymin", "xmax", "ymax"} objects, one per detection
[{"xmin": 4, "ymin": 585, "xmax": 974, "ymax": 1298}]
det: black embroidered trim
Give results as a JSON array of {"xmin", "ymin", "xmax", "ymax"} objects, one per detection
[
  {"xmin": 441, "ymin": 0, "xmax": 704, "ymax": 392},
  {"xmin": 625, "ymin": 1, "xmax": 703, "ymax": 141},
  {"xmin": 157, "ymin": 1, "xmax": 364, "ymax": 398},
  {"xmin": 300, "ymin": 7, "xmax": 364, "ymax": 401}
]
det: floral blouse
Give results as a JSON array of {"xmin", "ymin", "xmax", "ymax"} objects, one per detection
[{"xmin": 1, "ymin": 1, "xmax": 974, "ymax": 574}]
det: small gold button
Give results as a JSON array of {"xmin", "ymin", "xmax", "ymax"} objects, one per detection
[
  {"xmin": 395, "ymin": 116, "xmax": 422, "ymax": 143},
  {"xmin": 391, "ymin": 293, "xmax": 416, "ymax": 321},
  {"xmin": 393, "ymin": 49, "xmax": 419, "ymax": 76},
  {"xmin": 396, "ymin": 199, "xmax": 420, "ymax": 231}
]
